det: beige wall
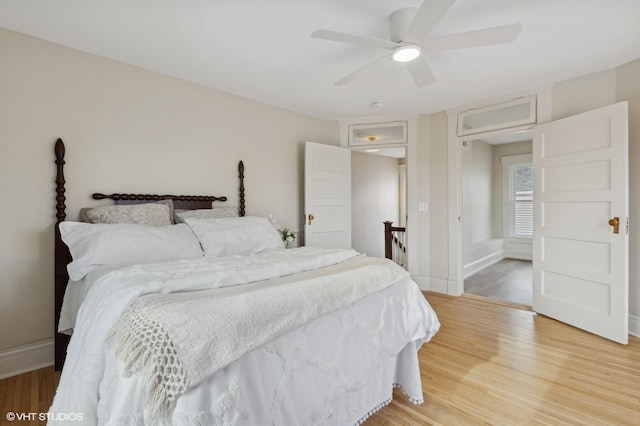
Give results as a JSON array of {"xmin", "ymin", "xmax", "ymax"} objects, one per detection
[
  {"xmin": 421, "ymin": 112, "xmax": 449, "ymax": 287},
  {"xmin": 0, "ymin": 28, "xmax": 338, "ymax": 354},
  {"xmin": 351, "ymin": 151, "xmax": 400, "ymax": 258},
  {"xmin": 466, "ymin": 140, "xmax": 494, "ymax": 246},
  {"xmin": 551, "ymin": 69, "xmax": 617, "ymax": 120}
]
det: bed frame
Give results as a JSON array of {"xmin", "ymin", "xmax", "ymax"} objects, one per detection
[{"xmin": 54, "ymin": 138, "xmax": 246, "ymax": 370}]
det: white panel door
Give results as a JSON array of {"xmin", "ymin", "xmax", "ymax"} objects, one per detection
[
  {"xmin": 533, "ymin": 102, "xmax": 628, "ymax": 344},
  {"xmin": 304, "ymin": 141, "xmax": 351, "ymax": 249}
]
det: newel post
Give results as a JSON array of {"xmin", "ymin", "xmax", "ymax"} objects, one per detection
[{"xmin": 384, "ymin": 221, "xmax": 393, "ymax": 260}]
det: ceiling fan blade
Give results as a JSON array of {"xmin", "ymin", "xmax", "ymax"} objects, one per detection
[
  {"xmin": 405, "ymin": 0, "xmax": 456, "ymax": 41},
  {"xmin": 312, "ymin": 29, "xmax": 396, "ymax": 50},
  {"xmin": 406, "ymin": 57, "xmax": 436, "ymax": 88},
  {"xmin": 334, "ymin": 55, "xmax": 391, "ymax": 86},
  {"xmin": 421, "ymin": 23, "xmax": 522, "ymax": 52}
]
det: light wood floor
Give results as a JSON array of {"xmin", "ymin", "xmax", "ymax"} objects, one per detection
[
  {"xmin": 2, "ymin": 292, "xmax": 639, "ymax": 425},
  {"xmin": 464, "ymin": 258, "xmax": 533, "ymax": 306},
  {"xmin": 0, "ymin": 367, "xmax": 59, "ymax": 426},
  {"xmin": 367, "ymin": 292, "xmax": 640, "ymax": 425}
]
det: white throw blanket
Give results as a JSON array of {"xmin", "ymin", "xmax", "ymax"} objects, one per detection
[{"xmin": 107, "ymin": 256, "xmax": 409, "ymax": 422}]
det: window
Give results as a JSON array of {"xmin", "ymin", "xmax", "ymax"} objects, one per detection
[
  {"xmin": 457, "ymin": 96, "xmax": 536, "ymax": 137},
  {"xmin": 502, "ymin": 154, "xmax": 533, "ymax": 240},
  {"xmin": 513, "ymin": 164, "xmax": 533, "ymax": 237}
]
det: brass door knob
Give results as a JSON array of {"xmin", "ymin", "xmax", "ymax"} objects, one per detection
[
  {"xmin": 609, "ymin": 217, "xmax": 620, "ymax": 234},
  {"xmin": 308, "ymin": 214, "xmax": 315, "ymax": 225}
]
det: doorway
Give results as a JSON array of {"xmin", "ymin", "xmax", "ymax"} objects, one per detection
[
  {"xmin": 351, "ymin": 147, "xmax": 406, "ymax": 259},
  {"xmin": 461, "ymin": 131, "xmax": 533, "ymax": 307}
]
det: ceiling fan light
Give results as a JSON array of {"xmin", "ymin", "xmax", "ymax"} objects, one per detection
[{"xmin": 392, "ymin": 45, "xmax": 421, "ymax": 62}]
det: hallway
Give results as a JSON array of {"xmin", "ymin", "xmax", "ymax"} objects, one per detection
[{"xmin": 464, "ymin": 258, "xmax": 532, "ymax": 306}]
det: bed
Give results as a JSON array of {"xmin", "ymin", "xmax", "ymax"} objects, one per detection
[{"xmin": 49, "ymin": 138, "xmax": 440, "ymax": 425}]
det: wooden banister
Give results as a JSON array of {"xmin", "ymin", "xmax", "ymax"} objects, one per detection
[{"xmin": 384, "ymin": 221, "xmax": 406, "ymax": 265}]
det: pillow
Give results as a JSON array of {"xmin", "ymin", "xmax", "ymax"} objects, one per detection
[
  {"xmin": 85, "ymin": 203, "xmax": 172, "ymax": 226},
  {"xmin": 174, "ymin": 206, "xmax": 239, "ymax": 223},
  {"xmin": 184, "ymin": 216, "xmax": 284, "ymax": 258},
  {"xmin": 59, "ymin": 221, "xmax": 203, "ymax": 280},
  {"xmin": 80, "ymin": 199, "xmax": 175, "ymax": 225}
]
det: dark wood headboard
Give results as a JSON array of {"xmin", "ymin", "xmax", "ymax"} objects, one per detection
[{"xmin": 53, "ymin": 138, "xmax": 246, "ymax": 370}]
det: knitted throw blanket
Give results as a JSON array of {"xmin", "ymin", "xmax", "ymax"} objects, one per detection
[{"xmin": 107, "ymin": 256, "xmax": 409, "ymax": 423}]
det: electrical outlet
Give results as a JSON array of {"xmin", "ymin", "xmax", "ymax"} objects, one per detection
[{"xmin": 418, "ymin": 202, "xmax": 428, "ymax": 212}]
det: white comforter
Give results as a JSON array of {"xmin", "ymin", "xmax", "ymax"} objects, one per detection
[{"xmin": 50, "ymin": 247, "xmax": 440, "ymax": 425}]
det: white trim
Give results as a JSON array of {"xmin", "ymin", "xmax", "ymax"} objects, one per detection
[
  {"xmin": 0, "ymin": 339, "xmax": 54, "ymax": 380},
  {"xmin": 629, "ymin": 314, "xmax": 640, "ymax": 338},
  {"xmin": 505, "ymin": 250, "xmax": 533, "ymax": 261},
  {"xmin": 411, "ymin": 275, "xmax": 430, "ymax": 291},
  {"xmin": 463, "ymin": 249, "xmax": 505, "ymax": 279},
  {"xmin": 427, "ymin": 277, "xmax": 449, "ymax": 294}
]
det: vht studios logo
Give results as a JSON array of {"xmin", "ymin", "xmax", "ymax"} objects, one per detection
[{"xmin": 5, "ymin": 411, "xmax": 84, "ymax": 422}]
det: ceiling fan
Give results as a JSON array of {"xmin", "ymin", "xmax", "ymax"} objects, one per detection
[{"xmin": 311, "ymin": 0, "xmax": 522, "ymax": 87}]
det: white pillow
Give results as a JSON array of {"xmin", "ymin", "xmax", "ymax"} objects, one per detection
[
  {"xmin": 184, "ymin": 216, "xmax": 284, "ymax": 258},
  {"xmin": 59, "ymin": 221, "xmax": 203, "ymax": 280}
]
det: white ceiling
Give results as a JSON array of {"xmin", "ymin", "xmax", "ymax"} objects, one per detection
[{"xmin": 1, "ymin": 0, "xmax": 639, "ymax": 120}]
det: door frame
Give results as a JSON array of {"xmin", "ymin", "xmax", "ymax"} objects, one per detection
[
  {"xmin": 338, "ymin": 115, "xmax": 418, "ymax": 278},
  {"xmin": 446, "ymin": 89, "xmax": 552, "ymax": 295}
]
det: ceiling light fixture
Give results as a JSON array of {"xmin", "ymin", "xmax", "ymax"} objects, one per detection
[{"xmin": 392, "ymin": 44, "xmax": 421, "ymax": 62}]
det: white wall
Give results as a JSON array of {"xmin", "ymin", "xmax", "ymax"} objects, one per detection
[
  {"xmin": 0, "ymin": 29, "xmax": 338, "ymax": 362},
  {"xmin": 351, "ymin": 152, "xmax": 400, "ymax": 258}
]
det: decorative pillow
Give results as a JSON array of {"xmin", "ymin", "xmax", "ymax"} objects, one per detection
[
  {"xmin": 174, "ymin": 206, "xmax": 239, "ymax": 223},
  {"xmin": 59, "ymin": 221, "xmax": 203, "ymax": 280},
  {"xmin": 184, "ymin": 216, "xmax": 284, "ymax": 258},
  {"xmin": 80, "ymin": 199, "xmax": 175, "ymax": 224},
  {"xmin": 85, "ymin": 203, "xmax": 172, "ymax": 226}
]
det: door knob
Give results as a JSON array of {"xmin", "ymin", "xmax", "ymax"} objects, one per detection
[
  {"xmin": 308, "ymin": 214, "xmax": 315, "ymax": 225},
  {"xmin": 609, "ymin": 217, "xmax": 619, "ymax": 234}
]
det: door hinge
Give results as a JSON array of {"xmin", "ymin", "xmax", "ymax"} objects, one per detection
[{"xmin": 626, "ymin": 216, "xmax": 629, "ymax": 235}]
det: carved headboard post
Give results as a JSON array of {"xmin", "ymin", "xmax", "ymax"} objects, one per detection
[
  {"xmin": 239, "ymin": 161, "xmax": 246, "ymax": 217},
  {"xmin": 53, "ymin": 139, "xmax": 246, "ymax": 371},
  {"xmin": 54, "ymin": 138, "xmax": 71, "ymax": 371}
]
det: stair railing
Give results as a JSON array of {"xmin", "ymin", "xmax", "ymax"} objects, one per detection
[{"xmin": 384, "ymin": 221, "xmax": 406, "ymax": 268}]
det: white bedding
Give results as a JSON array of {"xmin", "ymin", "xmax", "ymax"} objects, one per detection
[{"xmin": 50, "ymin": 247, "xmax": 440, "ymax": 425}]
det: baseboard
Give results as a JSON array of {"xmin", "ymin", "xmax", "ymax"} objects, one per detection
[
  {"xmin": 427, "ymin": 277, "xmax": 449, "ymax": 294},
  {"xmin": 411, "ymin": 275, "xmax": 430, "ymax": 291},
  {"xmin": 504, "ymin": 250, "xmax": 532, "ymax": 261},
  {"xmin": 630, "ymin": 314, "xmax": 640, "ymax": 338},
  {"xmin": 0, "ymin": 339, "xmax": 54, "ymax": 380},
  {"xmin": 463, "ymin": 250, "xmax": 505, "ymax": 279}
]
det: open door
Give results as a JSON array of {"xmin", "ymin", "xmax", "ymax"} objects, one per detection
[
  {"xmin": 304, "ymin": 141, "xmax": 351, "ymax": 249},
  {"xmin": 533, "ymin": 102, "xmax": 628, "ymax": 344}
]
